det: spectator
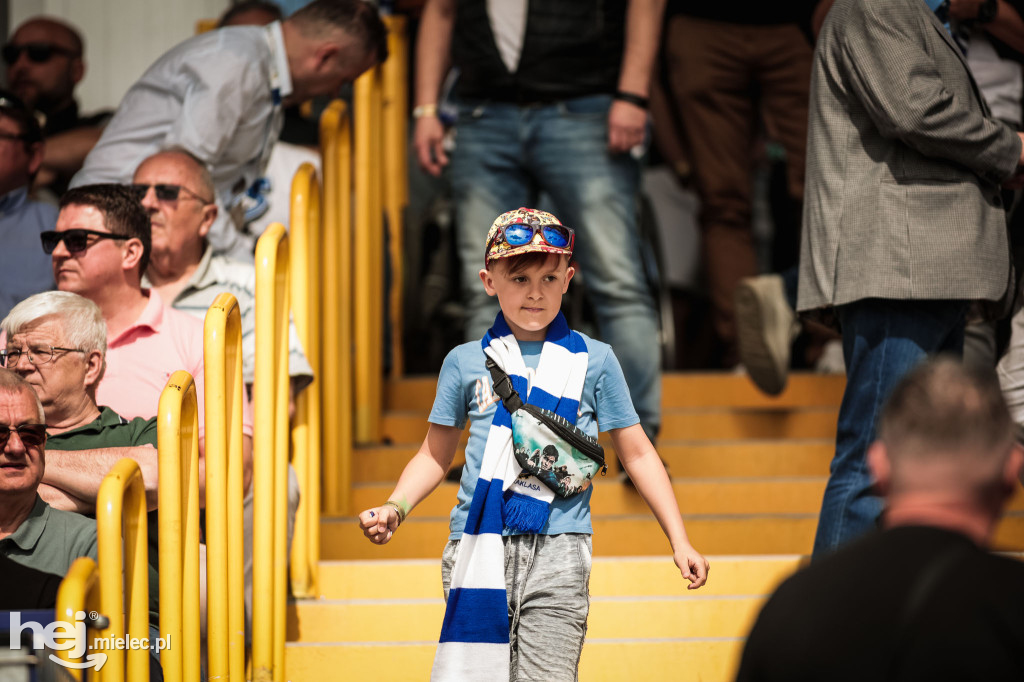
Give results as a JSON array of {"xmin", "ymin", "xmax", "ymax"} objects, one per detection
[
  {"xmin": 71, "ymin": 0, "xmax": 387, "ymax": 260},
  {"xmin": 0, "ymin": 89, "xmax": 55, "ymax": 322},
  {"xmin": 735, "ymin": 358, "xmax": 1024, "ymax": 681},
  {"xmin": 795, "ymin": 0, "xmax": 1024, "ymax": 557},
  {"xmin": 2, "ymin": 290, "xmax": 163, "ymax": 678},
  {"xmin": 3, "ymin": 17, "xmax": 111, "ymax": 196},
  {"xmin": 0, "ymin": 368, "xmax": 97, "ymax": 596},
  {"xmin": 413, "ymin": 0, "xmax": 664, "ymax": 442},
  {"xmin": 661, "ymin": 0, "xmax": 815, "ymax": 369}
]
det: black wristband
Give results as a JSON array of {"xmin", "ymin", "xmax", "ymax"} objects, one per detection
[{"xmin": 614, "ymin": 90, "xmax": 650, "ymax": 109}]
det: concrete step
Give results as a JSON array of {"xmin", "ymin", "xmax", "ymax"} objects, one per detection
[
  {"xmin": 386, "ymin": 372, "xmax": 845, "ymax": 411},
  {"xmin": 308, "ymin": 555, "xmax": 805, "ymax": 600},
  {"xmin": 321, "ymin": 513, "xmax": 1024, "ymax": 560},
  {"xmin": 380, "ymin": 407, "xmax": 838, "ymax": 444},
  {"xmin": 353, "ymin": 439, "xmax": 836, "ymax": 482},
  {"xmin": 285, "ymin": 639, "xmax": 743, "ymax": 682}
]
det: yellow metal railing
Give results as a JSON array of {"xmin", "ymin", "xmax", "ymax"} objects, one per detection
[
  {"xmin": 95, "ymin": 457, "xmax": 151, "ymax": 681},
  {"xmin": 203, "ymin": 293, "xmax": 246, "ymax": 679},
  {"xmin": 289, "ymin": 163, "xmax": 322, "ymax": 597},
  {"xmin": 253, "ymin": 222, "xmax": 290, "ymax": 681},
  {"xmin": 158, "ymin": 371, "xmax": 202, "ymax": 681},
  {"xmin": 319, "ymin": 100, "xmax": 354, "ymax": 515},
  {"xmin": 353, "ymin": 64, "xmax": 385, "ymax": 445},
  {"xmin": 383, "ymin": 14, "xmax": 409, "ymax": 380},
  {"xmin": 55, "ymin": 556, "xmax": 102, "ymax": 680}
]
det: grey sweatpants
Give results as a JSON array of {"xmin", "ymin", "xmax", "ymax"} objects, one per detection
[{"xmin": 441, "ymin": 533, "xmax": 592, "ymax": 681}]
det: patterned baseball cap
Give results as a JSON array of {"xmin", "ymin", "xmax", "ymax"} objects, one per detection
[{"xmin": 484, "ymin": 207, "xmax": 575, "ymax": 265}]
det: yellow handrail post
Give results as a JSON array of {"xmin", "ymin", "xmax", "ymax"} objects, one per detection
[
  {"xmin": 204, "ymin": 293, "xmax": 246, "ymax": 680},
  {"xmin": 253, "ymin": 223, "xmax": 290, "ymax": 681},
  {"xmin": 96, "ymin": 457, "xmax": 151, "ymax": 682},
  {"xmin": 354, "ymin": 65, "xmax": 385, "ymax": 444},
  {"xmin": 290, "ymin": 163, "xmax": 322, "ymax": 597},
  {"xmin": 319, "ymin": 100, "xmax": 354, "ymax": 515},
  {"xmin": 55, "ymin": 557, "xmax": 102, "ymax": 681},
  {"xmin": 158, "ymin": 371, "xmax": 201, "ymax": 682},
  {"xmin": 383, "ymin": 14, "xmax": 408, "ymax": 379}
]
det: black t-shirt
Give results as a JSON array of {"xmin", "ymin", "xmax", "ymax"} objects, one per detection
[
  {"xmin": 0, "ymin": 554, "xmax": 62, "ymax": 610},
  {"xmin": 736, "ymin": 526, "xmax": 1024, "ymax": 682}
]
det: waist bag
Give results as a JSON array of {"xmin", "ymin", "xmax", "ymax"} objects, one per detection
[{"xmin": 486, "ymin": 357, "xmax": 607, "ymax": 497}]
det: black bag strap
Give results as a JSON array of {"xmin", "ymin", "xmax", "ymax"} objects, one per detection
[{"xmin": 485, "ymin": 357, "xmax": 524, "ymax": 413}]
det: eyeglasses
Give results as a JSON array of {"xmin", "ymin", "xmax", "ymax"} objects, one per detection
[
  {"xmin": 1, "ymin": 43, "xmax": 79, "ymax": 65},
  {"xmin": 40, "ymin": 229, "xmax": 129, "ymax": 255},
  {"xmin": 129, "ymin": 183, "xmax": 212, "ymax": 204},
  {"xmin": 0, "ymin": 424, "xmax": 47, "ymax": 450},
  {"xmin": 1, "ymin": 345, "xmax": 87, "ymax": 368},
  {"xmin": 488, "ymin": 223, "xmax": 575, "ymax": 252}
]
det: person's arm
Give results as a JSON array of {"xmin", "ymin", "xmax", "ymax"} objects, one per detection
[
  {"xmin": 608, "ymin": 0, "xmax": 667, "ymax": 153},
  {"xmin": 609, "ymin": 423, "xmax": 709, "ymax": 588},
  {"xmin": 358, "ymin": 423, "xmax": 462, "ymax": 543},
  {"xmin": 37, "ymin": 482, "xmax": 94, "ymax": 514},
  {"xmin": 43, "ymin": 446, "xmax": 160, "ymax": 511},
  {"xmin": 413, "ymin": 0, "xmax": 456, "ymax": 176},
  {"xmin": 39, "ymin": 127, "xmax": 105, "ymax": 178}
]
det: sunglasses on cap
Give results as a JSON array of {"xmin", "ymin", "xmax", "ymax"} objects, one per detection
[
  {"xmin": 0, "ymin": 424, "xmax": 46, "ymax": 449},
  {"xmin": 40, "ymin": 229, "xmax": 129, "ymax": 255},
  {"xmin": 1, "ymin": 43, "xmax": 79, "ymax": 65},
  {"xmin": 129, "ymin": 183, "xmax": 212, "ymax": 204},
  {"xmin": 488, "ymin": 222, "xmax": 575, "ymax": 252}
]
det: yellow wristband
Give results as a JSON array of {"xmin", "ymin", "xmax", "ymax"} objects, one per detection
[
  {"xmin": 412, "ymin": 103, "xmax": 438, "ymax": 119},
  {"xmin": 384, "ymin": 500, "xmax": 407, "ymax": 524}
]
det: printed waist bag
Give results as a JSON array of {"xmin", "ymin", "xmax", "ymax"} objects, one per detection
[{"xmin": 486, "ymin": 357, "xmax": 607, "ymax": 498}]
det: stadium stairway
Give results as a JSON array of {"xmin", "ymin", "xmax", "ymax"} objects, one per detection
[{"xmin": 284, "ymin": 372, "xmax": 1024, "ymax": 681}]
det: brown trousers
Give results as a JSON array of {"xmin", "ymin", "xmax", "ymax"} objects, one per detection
[{"xmin": 664, "ymin": 16, "xmax": 812, "ymax": 362}]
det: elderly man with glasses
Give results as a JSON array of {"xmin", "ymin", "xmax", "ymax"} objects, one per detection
[
  {"xmin": 0, "ymin": 89, "xmax": 56, "ymax": 322},
  {"xmin": 0, "ymin": 367, "xmax": 98, "ymax": 604}
]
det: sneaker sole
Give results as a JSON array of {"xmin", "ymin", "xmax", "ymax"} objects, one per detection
[{"xmin": 735, "ymin": 280, "xmax": 789, "ymax": 396}]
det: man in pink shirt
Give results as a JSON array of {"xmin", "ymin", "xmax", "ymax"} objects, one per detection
[{"xmin": 47, "ymin": 183, "xmax": 253, "ymax": 496}]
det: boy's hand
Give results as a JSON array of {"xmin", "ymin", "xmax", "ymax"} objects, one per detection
[
  {"xmin": 673, "ymin": 545, "xmax": 710, "ymax": 589},
  {"xmin": 358, "ymin": 506, "xmax": 400, "ymax": 544}
]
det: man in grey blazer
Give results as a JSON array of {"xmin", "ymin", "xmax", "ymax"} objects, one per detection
[{"xmin": 799, "ymin": 0, "xmax": 1024, "ymax": 556}]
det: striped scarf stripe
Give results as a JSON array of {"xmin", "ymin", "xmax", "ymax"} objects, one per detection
[{"xmin": 431, "ymin": 312, "xmax": 587, "ymax": 681}]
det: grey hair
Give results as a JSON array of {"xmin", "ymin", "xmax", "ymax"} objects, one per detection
[
  {"xmin": 2, "ymin": 291, "xmax": 107, "ymax": 357},
  {"xmin": 0, "ymin": 368, "xmax": 45, "ymax": 422}
]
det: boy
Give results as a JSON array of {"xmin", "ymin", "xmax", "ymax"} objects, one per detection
[{"xmin": 359, "ymin": 207, "xmax": 708, "ymax": 681}]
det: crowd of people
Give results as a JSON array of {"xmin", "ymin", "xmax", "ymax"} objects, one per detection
[{"xmin": 3, "ymin": 0, "xmax": 1024, "ymax": 679}]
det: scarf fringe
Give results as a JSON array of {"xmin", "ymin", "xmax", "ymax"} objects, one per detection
[{"xmin": 502, "ymin": 490, "xmax": 550, "ymax": 532}]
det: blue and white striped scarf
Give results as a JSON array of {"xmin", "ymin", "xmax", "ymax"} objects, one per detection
[{"xmin": 430, "ymin": 311, "xmax": 588, "ymax": 681}]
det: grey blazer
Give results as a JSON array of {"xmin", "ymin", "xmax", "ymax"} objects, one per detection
[{"xmin": 797, "ymin": 0, "xmax": 1022, "ymax": 315}]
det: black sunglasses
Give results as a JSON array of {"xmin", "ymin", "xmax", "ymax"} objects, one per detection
[
  {"xmin": 40, "ymin": 229, "xmax": 129, "ymax": 255},
  {"xmin": 129, "ymin": 183, "xmax": 212, "ymax": 204},
  {"xmin": 1, "ymin": 43, "xmax": 79, "ymax": 65},
  {"xmin": 0, "ymin": 424, "xmax": 46, "ymax": 449}
]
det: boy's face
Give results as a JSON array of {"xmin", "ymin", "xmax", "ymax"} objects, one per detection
[{"xmin": 479, "ymin": 256, "xmax": 575, "ymax": 341}]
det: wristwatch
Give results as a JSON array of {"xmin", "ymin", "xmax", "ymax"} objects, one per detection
[{"xmin": 977, "ymin": 0, "xmax": 999, "ymax": 24}]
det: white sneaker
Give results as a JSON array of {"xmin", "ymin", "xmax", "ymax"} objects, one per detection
[
  {"xmin": 815, "ymin": 338, "xmax": 846, "ymax": 374},
  {"xmin": 734, "ymin": 274, "xmax": 800, "ymax": 396}
]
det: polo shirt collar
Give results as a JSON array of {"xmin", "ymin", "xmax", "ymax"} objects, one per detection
[
  {"xmin": 48, "ymin": 406, "xmax": 121, "ymax": 438},
  {"xmin": 266, "ymin": 21, "xmax": 294, "ymax": 103},
  {"xmin": 4, "ymin": 496, "xmax": 50, "ymax": 552},
  {"xmin": 108, "ymin": 290, "xmax": 166, "ymax": 346}
]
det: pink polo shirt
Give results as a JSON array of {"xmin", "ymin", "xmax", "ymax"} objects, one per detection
[{"xmin": 96, "ymin": 290, "xmax": 253, "ymax": 440}]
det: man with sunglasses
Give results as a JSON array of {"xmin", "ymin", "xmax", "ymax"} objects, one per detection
[
  {"xmin": 4, "ymin": 17, "xmax": 111, "ymax": 196},
  {"xmin": 0, "ymin": 89, "xmax": 57, "ymax": 324},
  {"xmin": 0, "ymin": 368, "xmax": 99, "ymax": 599},
  {"xmin": 71, "ymin": 0, "xmax": 387, "ymax": 260}
]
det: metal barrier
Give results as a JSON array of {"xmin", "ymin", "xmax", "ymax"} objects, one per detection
[
  {"xmin": 55, "ymin": 557, "xmax": 102, "ymax": 680},
  {"xmin": 252, "ymin": 223, "xmax": 290, "ymax": 681},
  {"xmin": 382, "ymin": 14, "xmax": 409, "ymax": 380},
  {"xmin": 95, "ymin": 458, "xmax": 151, "ymax": 681},
  {"xmin": 157, "ymin": 371, "xmax": 202, "ymax": 681},
  {"xmin": 353, "ymin": 65, "xmax": 385, "ymax": 444},
  {"xmin": 289, "ymin": 164, "xmax": 322, "ymax": 597},
  {"xmin": 203, "ymin": 293, "xmax": 246, "ymax": 679},
  {"xmin": 319, "ymin": 100, "xmax": 354, "ymax": 515}
]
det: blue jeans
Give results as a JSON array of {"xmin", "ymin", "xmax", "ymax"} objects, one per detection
[
  {"xmin": 449, "ymin": 95, "xmax": 661, "ymax": 438},
  {"xmin": 812, "ymin": 298, "xmax": 968, "ymax": 557}
]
